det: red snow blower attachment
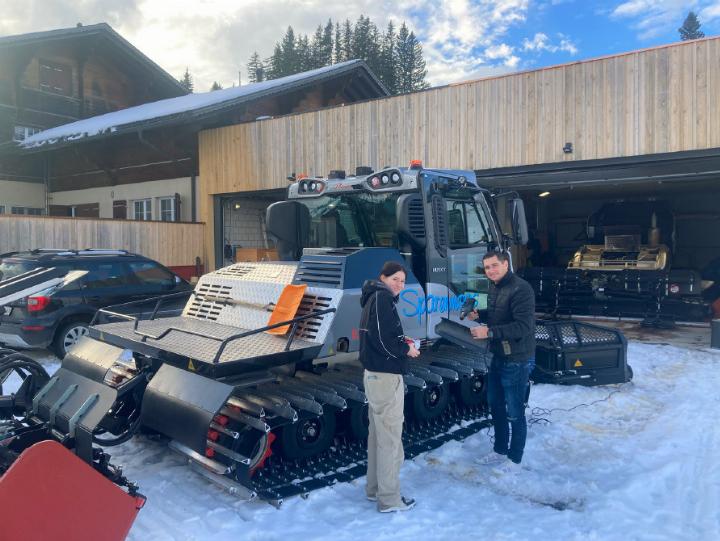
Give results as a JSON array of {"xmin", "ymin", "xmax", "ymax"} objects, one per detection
[{"xmin": 0, "ymin": 267, "xmax": 145, "ymax": 540}]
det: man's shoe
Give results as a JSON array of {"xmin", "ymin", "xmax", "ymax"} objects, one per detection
[
  {"xmin": 378, "ymin": 496, "xmax": 416, "ymax": 513},
  {"xmin": 475, "ymin": 452, "xmax": 507, "ymax": 466},
  {"xmin": 491, "ymin": 459, "xmax": 522, "ymax": 476},
  {"xmin": 367, "ymin": 494, "xmax": 377, "ymax": 502}
]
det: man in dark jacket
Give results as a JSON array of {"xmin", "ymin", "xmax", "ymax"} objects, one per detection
[
  {"xmin": 359, "ymin": 261, "xmax": 420, "ymax": 512},
  {"xmin": 469, "ymin": 251, "xmax": 535, "ymax": 469}
]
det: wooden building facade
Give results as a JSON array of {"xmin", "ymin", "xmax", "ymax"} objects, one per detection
[{"xmin": 199, "ymin": 37, "xmax": 720, "ymax": 270}]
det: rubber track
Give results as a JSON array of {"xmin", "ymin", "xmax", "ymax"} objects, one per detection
[{"xmin": 251, "ymin": 403, "xmax": 491, "ymax": 503}]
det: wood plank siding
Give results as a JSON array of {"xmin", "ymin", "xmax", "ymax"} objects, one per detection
[
  {"xmin": 0, "ymin": 215, "xmax": 204, "ymax": 268},
  {"xmin": 199, "ymin": 37, "xmax": 720, "ymax": 268}
]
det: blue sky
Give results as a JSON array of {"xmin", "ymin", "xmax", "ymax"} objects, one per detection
[
  {"xmin": 489, "ymin": 1, "xmax": 720, "ymax": 73},
  {"xmin": 1, "ymin": 1, "xmax": 719, "ymax": 90}
]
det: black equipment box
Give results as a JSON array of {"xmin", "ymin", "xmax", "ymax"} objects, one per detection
[{"xmin": 533, "ymin": 320, "xmax": 632, "ymax": 386}]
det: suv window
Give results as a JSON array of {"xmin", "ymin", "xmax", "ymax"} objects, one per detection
[
  {"xmin": 128, "ymin": 261, "xmax": 175, "ymax": 287},
  {"xmin": 82, "ymin": 261, "xmax": 134, "ymax": 288},
  {"xmin": 0, "ymin": 259, "xmax": 36, "ymax": 280}
]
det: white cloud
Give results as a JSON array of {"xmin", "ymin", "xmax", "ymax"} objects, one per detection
[
  {"xmin": 406, "ymin": 0, "xmax": 530, "ymax": 85},
  {"xmin": 522, "ymin": 32, "xmax": 578, "ymax": 54},
  {"xmin": 485, "ymin": 43, "xmax": 514, "ymax": 59},
  {"xmin": 522, "ymin": 32, "xmax": 550, "ymax": 50},
  {"xmin": 504, "ymin": 55, "xmax": 520, "ymax": 67},
  {"xmin": 0, "ymin": 0, "xmax": 580, "ymax": 90},
  {"xmin": 612, "ymin": 0, "xmax": 720, "ymax": 40}
]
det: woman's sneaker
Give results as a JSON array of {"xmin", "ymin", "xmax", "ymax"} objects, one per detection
[{"xmin": 378, "ymin": 496, "xmax": 416, "ymax": 513}]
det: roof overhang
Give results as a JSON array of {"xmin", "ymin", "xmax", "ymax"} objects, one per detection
[{"xmin": 476, "ymin": 148, "xmax": 720, "ymax": 198}]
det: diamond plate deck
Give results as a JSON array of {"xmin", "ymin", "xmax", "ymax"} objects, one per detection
[{"xmin": 94, "ymin": 317, "xmax": 317, "ymax": 364}]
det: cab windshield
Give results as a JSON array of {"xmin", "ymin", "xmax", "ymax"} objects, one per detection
[{"xmin": 300, "ymin": 192, "xmax": 400, "ymax": 249}]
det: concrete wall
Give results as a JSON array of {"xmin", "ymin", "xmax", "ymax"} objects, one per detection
[
  {"xmin": 0, "ymin": 180, "xmax": 46, "ymax": 212},
  {"xmin": 50, "ymin": 177, "xmax": 195, "ymax": 221}
]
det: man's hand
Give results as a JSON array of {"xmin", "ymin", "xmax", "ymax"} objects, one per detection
[
  {"xmin": 407, "ymin": 344, "xmax": 421, "ymax": 358},
  {"xmin": 466, "ymin": 309, "xmax": 479, "ymax": 321},
  {"xmin": 470, "ymin": 325, "xmax": 489, "ymax": 340}
]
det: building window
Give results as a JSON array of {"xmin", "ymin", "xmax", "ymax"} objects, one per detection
[
  {"xmin": 10, "ymin": 206, "xmax": 43, "ymax": 215},
  {"xmin": 13, "ymin": 125, "xmax": 42, "ymax": 142},
  {"xmin": 159, "ymin": 197, "xmax": 176, "ymax": 222},
  {"xmin": 39, "ymin": 59, "xmax": 72, "ymax": 95},
  {"xmin": 0, "ymin": 206, "xmax": 5, "ymax": 214},
  {"xmin": 133, "ymin": 199, "xmax": 152, "ymax": 220}
]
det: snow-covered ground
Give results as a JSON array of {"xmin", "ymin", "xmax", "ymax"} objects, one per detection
[{"xmin": 7, "ymin": 340, "xmax": 720, "ymax": 541}]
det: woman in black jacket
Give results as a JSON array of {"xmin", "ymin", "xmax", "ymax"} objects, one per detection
[{"xmin": 359, "ymin": 261, "xmax": 420, "ymax": 513}]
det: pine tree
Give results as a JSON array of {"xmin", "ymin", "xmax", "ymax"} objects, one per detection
[
  {"xmin": 378, "ymin": 21, "xmax": 397, "ymax": 94},
  {"xmin": 342, "ymin": 20, "xmax": 353, "ymax": 62},
  {"xmin": 247, "ymin": 51, "xmax": 266, "ymax": 83},
  {"xmin": 310, "ymin": 25, "xmax": 325, "ymax": 69},
  {"xmin": 296, "ymin": 35, "xmax": 312, "ymax": 72},
  {"xmin": 270, "ymin": 26, "xmax": 298, "ymax": 77},
  {"xmin": 334, "ymin": 22, "xmax": 343, "ymax": 63},
  {"xmin": 679, "ymin": 11, "xmax": 705, "ymax": 41},
  {"xmin": 351, "ymin": 15, "xmax": 380, "ymax": 72},
  {"xmin": 320, "ymin": 20, "xmax": 334, "ymax": 66},
  {"xmin": 178, "ymin": 67, "xmax": 193, "ymax": 92},
  {"xmin": 395, "ymin": 23, "xmax": 428, "ymax": 93},
  {"xmin": 407, "ymin": 30, "xmax": 428, "ymax": 91},
  {"xmin": 210, "ymin": 81, "xmax": 223, "ymax": 91},
  {"xmin": 267, "ymin": 43, "xmax": 283, "ymax": 79},
  {"xmin": 258, "ymin": 16, "xmax": 427, "ymax": 95}
]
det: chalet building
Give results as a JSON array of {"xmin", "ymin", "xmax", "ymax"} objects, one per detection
[
  {"xmin": 6, "ymin": 50, "xmax": 387, "ymax": 239},
  {"xmin": 0, "ymin": 23, "xmax": 187, "ymax": 216}
]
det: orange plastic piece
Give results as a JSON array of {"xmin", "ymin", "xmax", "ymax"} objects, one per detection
[
  {"xmin": 266, "ymin": 284, "xmax": 307, "ymax": 335},
  {"xmin": 0, "ymin": 440, "xmax": 141, "ymax": 541},
  {"xmin": 251, "ymin": 432, "xmax": 277, "ymax": 475},
  {"xmin": 213, "ymin": 414, "xmax": 229, "ymax": 426}
]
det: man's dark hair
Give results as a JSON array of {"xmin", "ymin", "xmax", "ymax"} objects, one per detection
[
  {"xmin": 482, "ymin": 251, "xmax": 510, "ymax": 263},
  {"xmin": 379, "ymin": 261, "xmax": 406, "ymax": 278}
]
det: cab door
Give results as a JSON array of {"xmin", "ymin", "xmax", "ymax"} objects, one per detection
[
  {"xmin": 419, "ymin": 172, "xmax": 499, "ymax": 338},
  {"xmin": 443, "ymin": 194, "xmax": 499, "ymax": 323}
]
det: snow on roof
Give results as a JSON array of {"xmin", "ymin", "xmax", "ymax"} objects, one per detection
[{"xmin": 22, "ymin": 60, "xmax": 382, "ymax": 150}]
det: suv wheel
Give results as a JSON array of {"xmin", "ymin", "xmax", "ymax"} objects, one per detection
[{"xmin": 53, "ymin": 321, "xmax": 90, "ymax": 358}]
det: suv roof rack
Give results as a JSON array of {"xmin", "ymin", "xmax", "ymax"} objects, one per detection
[
  {"xmin": 1, "ymin": 249, "xmax": 134, "ymax": 260},
  {"xmin": 56, "ymin": 249, "xmax": 131, "ymax": 256}
]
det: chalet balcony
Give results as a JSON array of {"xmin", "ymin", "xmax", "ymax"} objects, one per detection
[{"xmin": 17, "ymin": 87, "xmax": 81, "ymax": 119}]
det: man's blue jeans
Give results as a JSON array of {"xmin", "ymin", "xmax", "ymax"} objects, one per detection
[{"xmin": 487, "ymin": 357, "xmax": 534, "ymax": 464}]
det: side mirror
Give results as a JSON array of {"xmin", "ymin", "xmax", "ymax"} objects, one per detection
[
  {"xmin": 508, "ymin": 198, "xmax": 528, "ymax": 245},
  {"xmin": 266, "ymin": 201, "xmax": 310, "ymax": 261}
]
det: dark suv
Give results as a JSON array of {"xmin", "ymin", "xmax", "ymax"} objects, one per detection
[{"xmin": 0, "ymin": 249, "xmax": 194, "ymax": 357}]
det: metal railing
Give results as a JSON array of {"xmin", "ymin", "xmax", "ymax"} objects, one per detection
[{"xmin": 93, "ymin": 292, "xmax": 335, "ymax": 363}]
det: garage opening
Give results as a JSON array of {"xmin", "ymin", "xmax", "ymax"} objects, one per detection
[
  {"xmin": 217, "ymin": 189, "xmax": 285, "ymax": 267},
  {"xmin": 478, "ymin": 150, "xmax": 720, "ymax": 322}
]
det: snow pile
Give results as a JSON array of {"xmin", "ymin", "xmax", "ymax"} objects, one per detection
[{"xmin": 7, "ymin": 342, "xmax": 720, "ymax": 540}]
